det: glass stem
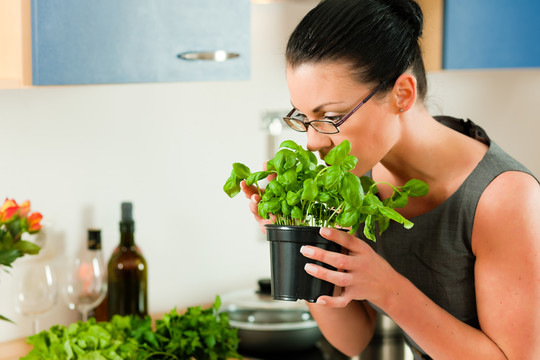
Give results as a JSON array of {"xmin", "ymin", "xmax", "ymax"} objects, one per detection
[
  {"xmin": 81, "ymin": 309, "xmax": 88, "ymax": 322},
  {"xmin": 33, "ymin": 317, "xmax": 39, "ymax": 334}
]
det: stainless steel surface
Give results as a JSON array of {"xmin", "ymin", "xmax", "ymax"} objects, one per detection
[{"xmin": 360, "ymin": 314, "xmax": 407, "ymax": 360}]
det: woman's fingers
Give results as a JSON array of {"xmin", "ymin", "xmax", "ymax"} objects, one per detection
[
  {"xmin": 300, "ymin": 227, "xmax": 393, "ymax": 308},
  {"xmin": 304, "ymin": 262, "xmax": 353, "ymax": 287},
  {"xmin": 319, "ymin": 227, "xmax": 368, "ymax": 253},
  {"xmin": 301, "ymin": 245, "xmax": 351, "ymax": 271},
  {"xmin": 241, "ymin": 180, "xmax": 259, "ymax": 199}
]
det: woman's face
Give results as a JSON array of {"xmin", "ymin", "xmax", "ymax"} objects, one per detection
[{"xmin": 286, "ymin": 62, "xmax": 400, "ymax": 176}]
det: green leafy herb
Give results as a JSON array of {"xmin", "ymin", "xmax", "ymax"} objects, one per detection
[
  {"xmin": 223, "ymin": 139, "xmax": 429, "ymax": 241},
  {"xmin": 22, "ymin": 296, "xmax": 241, "ymax": 360}
]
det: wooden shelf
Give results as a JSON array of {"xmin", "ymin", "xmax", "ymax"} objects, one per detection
[
  {"xmin": 0, "ymin": 0, "xmax": 32, "ymax": 88},
  {"xmin": 417, "ymin": 0, "xmax": 444, "ymax": 72}
]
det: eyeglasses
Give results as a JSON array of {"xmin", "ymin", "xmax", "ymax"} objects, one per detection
[{"xmin": 283, "ymin": 81, "xmax": 387, "ymax": 134}]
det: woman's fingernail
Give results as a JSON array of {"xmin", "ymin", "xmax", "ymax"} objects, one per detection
[
  {"xmin": 304, "ymin": 263, "xmax": 317, "ymax": 274},
  {"xmin": 251, "ymin": 194, "xmax": 258, "ymax": 203},
  {"xmin": 320, "ymin": 227, "xmax": 331, "ymax": 237},
  {"xmin": 300, "ymin": 246, "xmax": 315, "ymax": 257},
  {"xmin": 316, "ymin": 298, "xmax": 327, "ymax": 305}
]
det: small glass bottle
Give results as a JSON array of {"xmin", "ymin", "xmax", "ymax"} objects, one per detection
[{"xmin": 106, "ymin": 202, "xmax": 148, "ymax": 319}]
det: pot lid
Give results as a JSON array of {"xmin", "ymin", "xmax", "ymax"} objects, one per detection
[{"xmin": 221, "ymin": 279, "xmax": 309, "ymax": 311}]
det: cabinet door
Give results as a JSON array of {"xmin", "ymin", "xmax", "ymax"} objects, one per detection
[
  {"xmin": 443, "ymin": 0, "xmax": 540, "ymax": 69},
  {"xmin": 31, "ymin": 0, "xmax": 250, "ymax": 85}
]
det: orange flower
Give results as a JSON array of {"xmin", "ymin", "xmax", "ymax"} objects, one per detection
[
  {"xmin": 0, "ymin": 198, "xmax": 19, "ymax": 222},
  {"xmin": 27, "ymin": 212, "xmax": 43, "ymax": 233},
  {"xmin": 1, "ymin": 198, "xmax": 17, "ymax": 212},
  {"xmin": 18, "ymin": 201, "xmax": 31, "ymax": 218}
]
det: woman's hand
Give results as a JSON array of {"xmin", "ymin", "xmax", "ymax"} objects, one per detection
[
  {"xmin": 240, "ymin": 177, "xmax": 276, "ymax": 234},
  {"xmin": 300, "ymin": 227, "xmax": 397, "ymax": 308}
]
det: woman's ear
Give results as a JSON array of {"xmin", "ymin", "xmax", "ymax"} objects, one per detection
[{"xmin": 392, "ymin": 73, "xmax": 417, "ymax": 113}]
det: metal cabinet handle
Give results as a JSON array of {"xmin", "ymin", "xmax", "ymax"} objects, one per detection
[{"xmin": 177, "ymin": 51, "xmax": 240, "ymax": 61}]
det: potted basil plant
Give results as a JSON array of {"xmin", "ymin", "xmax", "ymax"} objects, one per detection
[{"xmin": 224, "ymin": 139, "xmax": 428, "ymax": 302}]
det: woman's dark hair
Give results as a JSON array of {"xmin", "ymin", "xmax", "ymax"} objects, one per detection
[{"xmin": 286, "ymin": 0, "xmax": 427, "ymax": 100}]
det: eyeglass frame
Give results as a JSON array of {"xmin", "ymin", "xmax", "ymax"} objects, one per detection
[{"xmin": 283, "ymin": 80, "xmax": 388, "ymax": 134}]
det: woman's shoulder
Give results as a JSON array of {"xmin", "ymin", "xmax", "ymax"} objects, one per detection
[{"xmin": 472, "ymin": 169, "xmax": 539, "ymax": 255}]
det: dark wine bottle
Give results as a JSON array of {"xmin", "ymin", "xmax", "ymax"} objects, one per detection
[{"xmin": 107, "ymin": 202, "xmax": 148, "ymax": 319}]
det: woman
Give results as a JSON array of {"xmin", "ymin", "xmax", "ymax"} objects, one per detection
[{"xmin": 241, "ymin": 0, "xmax": 539, "ymax": 359}]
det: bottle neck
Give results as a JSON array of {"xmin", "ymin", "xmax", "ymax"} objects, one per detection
[
  {"xmin": 87, "ymin": 229, "xmax": 102, "ymax": 251},
  {"xmin": 120, "ymin": 221, "xmax": 135, "ymax": 248}
]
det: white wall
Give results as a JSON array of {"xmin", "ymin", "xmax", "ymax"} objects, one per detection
[{"xmin": 1, "ymin": 2, "xmax": 538, "ymax": 343}]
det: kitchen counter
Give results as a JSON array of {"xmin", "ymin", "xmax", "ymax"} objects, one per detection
[{"xmin": 0, "ymin": 338, "xmax": 31, "ymax": 360}]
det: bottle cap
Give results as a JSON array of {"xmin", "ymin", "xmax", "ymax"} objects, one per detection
[
  {"xmin": 88, "ymin": 229, "xmax": 102, "ymax": 250},
  {"xmin": 121, "ymin": 202, "xmax": 133, "ymax": 222}
]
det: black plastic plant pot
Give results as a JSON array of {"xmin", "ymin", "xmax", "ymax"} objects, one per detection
[{"xmin": 265, "ymin": 225, "xmax": 343, "ymax": 303}]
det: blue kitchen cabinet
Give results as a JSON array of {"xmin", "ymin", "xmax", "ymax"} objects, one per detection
[
  {"xmin": 443, "ymin": 0, "xmax": 540, "ymax": 69},
  {"xmin": 31, "ymin": 0, "xmax": 250, "ymax": 85}
]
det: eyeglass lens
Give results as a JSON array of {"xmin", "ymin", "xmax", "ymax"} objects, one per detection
[{"xmin": 284, "ymin": 116, "xmax": 339, "ymax": 134}]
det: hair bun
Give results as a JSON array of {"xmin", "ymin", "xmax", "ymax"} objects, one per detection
[{"xmin": 381, "ymin": 0, "xmax": 423, "ymax": 39}]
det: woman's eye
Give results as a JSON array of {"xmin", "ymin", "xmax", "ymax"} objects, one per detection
[
  {"xmin": 324, "ymin": 115, "xmax": 343, "ymax": 122},
  {"xmin": 293, "ymin": 113, "xmax": 307, "ymax": 121}
]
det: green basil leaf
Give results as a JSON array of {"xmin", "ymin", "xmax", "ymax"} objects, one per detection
[
  {"xmin": 363, "ymin": 215, "xmax": 377, "ymax": 242},
  {"xmin": 267, "ymin": 198, "xmax": 281, "ymax": 214},
  {"xmin": 267, "ymin": 180, "xmax": 285, "ymax": 197},
  {"xmin": 364, "ymin": 193, "xmax": 383, "ymax": 207},
  {"xmin": 232, "ymin": 163, "xmax": 251, "ymax": 180},
  {"xmin": 279, "ymin": 140, "xmax": 299, "ymax": 150},
  {"xmin": 308, "ymin": 150, "xmax": 319, "ymax": 167},
  {"xmin": 318, "ymin": 192, "xmax": 332, "ymax": 203},
  {"xmin": 278, "ymin": 168, "xmax": 297, "ymax": 186},
  {"xmin": 389, "ymin": 190, "xmax": 409, "ymax": 208},
  {"xmin": 377, "ymin": 217, "xmax": 390, "ymax": 234},
  {"xmin": 337, "ymin": 209, "xmax": 360, "ymax": 227},
  {"xmin": 223, "ymin": 172, "xmax": 241, "ymax": 198},
  {"xmin": 340, "ymin": 172, "xmax": 363, "ymax": 207},
  {"xmin": 341, "ymin": 155, "xmax": 358, "ymax": 172},
  {"xmin": 402, "ymin": 179, "xmax": 429, "ymax": 197},
  {"xmin": 291, "ymin": 206, "xmax": 303, "ymax": 219},
  {"xmin": 273, "ymin": 149, "xmax": 296, "ymax": 174},
  {"xmin": 360, "ymin": 176, "xmax": 376, "ymax": 194},
  {"xmin": 360, "ymin": 205, "xmax": 378, "ymax": 215},
  {"xmin": 296, "ymin": 149, "xmax": 311, "ymax": 170},
  {"xmin": 286, "ymin": 190, "xmax": 301, "ymax": 206},
  {"xmin": 266, "ymin": 159, "xmax": 276, "ymax": 172},
  {"xmin": 301, "ymin": 178, "xmax": 319, "ymax": 201},
  {"xmin": 281, "ymin": 201, "xmax": 291, "ymax": 216},
  {"xmin": 259, "ymin": 199, "xmax": 280, "ymax": 218},
  {"xmin": 324, "ymin": 140, "xmax": 351, "ymax": 166},
  {"xmin": 246, "ymin": 170, "xmax": 273, "ymax": 186},
  {"xmin": 378, "ymin": 206, "xmax": 414, "ymax": 229},
  {"xmin": 324, "ymin": 165, "xmax": 343, "ymax": 190}
]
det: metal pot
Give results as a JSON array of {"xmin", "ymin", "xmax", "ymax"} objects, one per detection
[
  {"xmin": 220, "ymin": 280, "xmax": 322, "ymax": 353},
  {"xmin": 359, "ymin": 314, "xmax": 406, "ymax": 360}
]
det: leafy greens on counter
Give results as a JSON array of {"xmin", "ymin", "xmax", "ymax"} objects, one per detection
[{"xmin": 22, "ymin": 296, "xmax": 241, "ymax": 360}]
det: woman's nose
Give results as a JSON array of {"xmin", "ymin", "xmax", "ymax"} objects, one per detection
[{"xmin": 306, "ymin": 126, "xmax": 331, "ymax": 153}]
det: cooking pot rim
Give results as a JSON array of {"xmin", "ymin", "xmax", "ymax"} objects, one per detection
[
  {"xmin": 228, "ymin": 319, "xmax": 319, "ymax": 331},
  {"xmin": 221, "ymin": 288, "xmax": 308, "ymax": 311}
]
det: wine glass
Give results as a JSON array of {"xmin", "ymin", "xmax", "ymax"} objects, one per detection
[
  {"xmin": 63, "ymin": 249, "xmax": 107, "ymax": 322},
  {"xmin": 13, "ymin": 261, "xmax": 59, "ymax": 334}
]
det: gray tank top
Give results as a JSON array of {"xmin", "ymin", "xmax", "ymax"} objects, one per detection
[{"xmin": 360, "ymin": 137, "xmax": 536, "ymax": 358}]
